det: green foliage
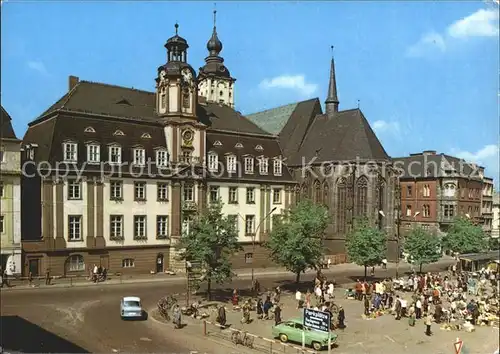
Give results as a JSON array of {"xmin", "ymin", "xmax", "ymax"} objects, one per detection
[
  {"xmin": 488, "ymin": 237, "xmax": 499, "ymax": 251},
  {"xmin": 177, "ymin": 200, "xmax": 242, "ymax": 298},
  {"xmin": 441, "ymin": 217, "xmax": 488, "ymax": 254},
  {"xmin": 265, "ymin": 199, "xmax": 328, "ymax": 282},
  {"xmin": 403, "ymin": 226, "xmax": 441, "ymax": 272},
  {"xmin": 346, "ymin": 218, "xmax": 387, "ymax": 272}
]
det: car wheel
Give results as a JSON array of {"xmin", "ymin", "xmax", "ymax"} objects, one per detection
[
  {"xmin": 279, "ymin": 334, "xmax": 288, "ymax": 343},
  {"xmin": 312, "ymin": 341, "xmax": 322, "ymax": 351}
]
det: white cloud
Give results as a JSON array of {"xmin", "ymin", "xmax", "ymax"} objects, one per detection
[
  {"xmin": 372, "ymin": 120, "xmax": 401, "ymax": 135},
  {"xmin": 406, "ymin": 31, "xmax": 446, "ymax": 57},
  {"xmin": 259, "ymin": 75, "xmax": 317, "ymax": 97},
  {"xmin": 448, "ymin": 8, "xmax": 499, "ymax": 38},
  {"xmin": 27, "ymin": 60, "xmax": 48, "ymax": 75},
  {"xmin": 452, "ymin": 144, "xmax": 500, "ymax": 177},
  {"xmin": 407, "ymin": 7, "xmax": 499, "ymax": 57}
]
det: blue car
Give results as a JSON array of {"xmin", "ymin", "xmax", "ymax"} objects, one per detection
[{"xmin": 120, "ymin": 296, "xmax": 145, "ymax": 320}]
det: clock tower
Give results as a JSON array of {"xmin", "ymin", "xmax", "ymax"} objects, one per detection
[
  {"xmin": 155, "ymin": 24, "xmax": 206, "ymax": 166},
  {"xmin": 156, "ymin": 23, "xmax": 197, "ymax": 118}
]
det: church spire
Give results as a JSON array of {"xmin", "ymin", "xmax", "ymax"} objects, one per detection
[{"xmin": 325, "ymin": 46, "xmax": 339, "ymax": 117}]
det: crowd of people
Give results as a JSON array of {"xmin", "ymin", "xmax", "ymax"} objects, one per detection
[{"xmin": 347, "ymin": 264, "xmax": 499, "ymax": 336}]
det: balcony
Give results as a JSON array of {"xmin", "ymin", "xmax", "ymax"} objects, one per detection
[{"xmin": 177, "ymin": 155, "xmax": 202, "ymax": 165}]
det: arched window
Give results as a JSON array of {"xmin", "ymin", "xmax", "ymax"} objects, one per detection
[
  {"xmin": 314, "ymin": 180, "xmax": 321, "ymax": 204},
  {"xmin": 66, "ymin": 255, "xmax": 85, "ymax": 272},
  {"xmin": 356, "ymin": 176, "xmax": 368, "ymax": 217},
  {"xmin": 337, "ymin": 178, "xmax": 347, "ymax": 233},
  {"xmin": 378, "ymin": 178, "xmax": 386, "ymax": 228},
  {"xmin": 323, "ymin": 181, "xmax": 330, "ymax": 208}
]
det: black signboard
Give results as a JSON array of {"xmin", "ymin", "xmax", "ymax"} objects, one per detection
[{"xmin": 303, "ymin": 308, "xmax": 330, "ymax": 333}]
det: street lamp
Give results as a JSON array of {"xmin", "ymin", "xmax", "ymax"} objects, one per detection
[{"xmin": 238, "ymin": 206, "xmax": 278, "ymax": 284}]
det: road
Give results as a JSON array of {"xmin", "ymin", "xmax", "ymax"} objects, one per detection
[{"xmin": 1, "ymin": 260, "xmax": 453, "ymax": 353}]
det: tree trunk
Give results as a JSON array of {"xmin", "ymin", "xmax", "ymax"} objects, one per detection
[
  {"xmin": 364, "ymin": 265, "xmax": 367, "ymax": 281},
  {"xmin": 207, "ymin": 278, "xmax": 212, "ymax": 301},
  {"xmin": 295, "ymin": 272, "xmax": 301, "ymax": 283},
  {"xmin": 419, "ymin": 263, "xmax": 423, "ymax": 274}
]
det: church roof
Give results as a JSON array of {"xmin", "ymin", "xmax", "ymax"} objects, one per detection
[
  {"xmin": 1, "ymin": 105, "xmax": 20, "ymax": 141},
  {"xmin": 247, "ymin": 98, "xmax": 389, "ymax": 166}
]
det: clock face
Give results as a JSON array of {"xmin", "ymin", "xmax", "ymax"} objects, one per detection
[
  {"xmin": 181, "ymin": 68, "xmax": 192, "ymax": 82},
  {"xmin": 182, "ymin": 129, "xmax": 194, "ymax": 142}
]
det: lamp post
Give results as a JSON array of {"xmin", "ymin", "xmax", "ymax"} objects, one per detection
[{"xmin": 238, "ymin": 206, "xmax": 277, "ymax": 284}]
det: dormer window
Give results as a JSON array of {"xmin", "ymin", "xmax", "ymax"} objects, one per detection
[
  {"xmin": 109, "ymin": 145, "xmax": 122, "ymax": 165},
  {"xmin": 141, "ymin": 133, "xmax": 152, "ymax": 139},
  {"xmin": 259, "ymin": 157, "xmax": 269, "ymax": 175},
  {"xmin": 208, "ymin": 152, "xmax": 218, "ymax": 172},
  {"xmin": 84, "ymin": 126, "xmax": 96, "ymax": 133},
  {"xmin": 244, "ymin": 157, "xmax": 254, "ymax": 174},
  {"xmin": 86, "ymin": 143, "xmax": 100, "ymax": 164},
  {"xmin": 63, "ymin": 142, "xmax": 78, "ymax": 162},
  {"xmin": 255, "ymin": 145, "xmax": 264, "ymax": 152},
  {"xmin": 113, "ymin": 130, "xmax": 125, "ymax": 137},
  {"xmin": 133, "ymin": 148, "xmax": 145, "ymax": 166},
  {"xmin": 227, "ymin": 155, "xmax": 237, "ymax": 173},
  {"xmin": 213, "ymin": 140, "xmax": 222, "ymax": 147},
  {"xmin": 273, "ymin": 158, "xmax": 282, "ymax": 176},
  {"xmin": 235, "ymin": 143, "xmax": 243, "ymax": 149},
  {"xmin": 156, "ymin": 149, "xmax": 169, "ymax": 167}
]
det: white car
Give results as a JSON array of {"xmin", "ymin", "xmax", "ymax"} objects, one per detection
[{"xmin": 120, "ymin": 296, "xmax": 145, "ymax": 320}]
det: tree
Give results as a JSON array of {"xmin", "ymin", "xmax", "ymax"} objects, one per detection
[
  {"xmin": 489, "ymin": 237, "xmax": 499, "ymax": 251},
  {"xmin": 346, "ymin": 218, "xmax": 387, "ymax": 279},
  {"xmin": 265, "ymin": 199, "xmax": 328, "ymax": 283},
  {"xmin": 441, "ymin": 217, "xmax": 488, "ymax": 254},
  {"xmin": 177, "ymin": 200, "xmax": 242, "ymax": 300},
  {"xmin": 403, "ymin": 226, "xmax": 441, "ymax": 273}
]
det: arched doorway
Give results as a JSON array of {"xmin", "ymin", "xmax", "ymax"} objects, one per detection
[{"xmin": 156, "ymin": 253, "xmax": 164, "ymax": 273}]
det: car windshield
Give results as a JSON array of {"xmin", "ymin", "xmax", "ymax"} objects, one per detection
[{"xmin": 124, "ymin": 301, "xmax": 140, "ymax": 307}]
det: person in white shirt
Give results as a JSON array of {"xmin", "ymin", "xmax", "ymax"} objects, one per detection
[
  {"xmin": 382, "ymin": 258, "xmax": 387, "ymax": 269},
  {"xmin": 328, "ymin": 282, "xmax": 334, "ymax": 296},
  {"xmin": 415, "ymin": 299, "xmax": 422, "ymax": 319},
  {"xmin": 295, "ymin": 290, "xmax": 302, "ymax": 309},
  {"xmin": 400, "ymin": 299, "xmax": 408, "ymax": 317},
  {"xmin": 315, "ymin": 285, "xmax": 323, "ymax": 304},
  {"xmin": 327, "ymin": 258, "xmax": 331, "ymax": 269}
]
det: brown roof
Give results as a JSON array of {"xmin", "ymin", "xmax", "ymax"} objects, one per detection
[
  {"xmin": 392, "ymin": 152, "xmax": 481, "ymax": 180},
  {"xmin": 1, "ymin": 106, "xmax": 20, "ymax": 141},
  {"xmin": 37, "ymin": 80, "xmax": 270, "ymax": 136},
  {"xmin": 23, "ymin": 80, "xmax": 291, "ymax": 182}
]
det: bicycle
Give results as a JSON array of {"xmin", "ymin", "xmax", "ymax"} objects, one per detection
[{"xmin": 231, "ymin": 330, "xmax": 254, "ymax": 348}]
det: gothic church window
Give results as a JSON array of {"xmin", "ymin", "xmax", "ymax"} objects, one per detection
[
  {"xmin": 356, "ymin": 176, "xmax": 368, "ymax": 217},
  {"xmin": 337, "ymin": 178, "xmax": 347, "ymax": 234},
  {"xmin": 314, "ymin": 180, "xmax": 321, "ymax": 204},
  {"xmin": 323, "ymin": 181, "xmax": 330, "ymax": 208}
]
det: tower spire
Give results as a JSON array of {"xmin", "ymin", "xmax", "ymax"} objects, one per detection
[{"xmin": 325, "ymin": 45, "xmax": 339, "ymax": 117}]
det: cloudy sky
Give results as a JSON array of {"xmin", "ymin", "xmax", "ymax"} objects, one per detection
[{"xmin": 1, "ymin": 1, "xmax": 499, "ymax": 183}]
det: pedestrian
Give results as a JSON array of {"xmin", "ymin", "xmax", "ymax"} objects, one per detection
[
  {"xmin": 263, "ymin": 296, "xmax": 272, "ymax": 320},
  {"xmin": 45, "ymin": 268, "xmax": 51, "ymax": 285},
  {"xmin": 364, "ymin": 295, "xmax": 370, "ymax": 316},
  {"xmin": 382, "ymin": 258, "xmax": 387, "ymax": 269},
  {"xmin": 355, "ymin": 279, "xmax": 363, "ymax": 301},
  {"xmin": 371, "ymin": 266, "xmax": 375, "ymax": 277},
  {"xmin": 305, "ymin": 290, "xmax": 311, "ymax": 308},
  {"xmin": 425, "ymin": 314, "xmax": 433, "ymax": 336},
  {"xmin": 415, "ymin": 298, "xmax": 422, "ymax": 319},
  {"xmin": 395, "ymin": 296, "xmax": 402, "ymax": 320},
  {"xmin": 274, "ymin": 304, "xmax": 282, "ymax": 325},
  {"xmin": 232, "ymin": 289, "xmax": 239, "ymax": 306},
  {"xmin": 295, "ymin": 290, "xmax": 303, "ymax": 309},
  {"xmin": 337, "ymin": 305, "xmax": 345, "ymax": 329},
  {"xmin": 256, "ymin": 298, "xmax": 264, "ymax": 319},
  {"xmin": 28, "ymin": 271, "xmax": 33, "ymax": 287},
  {"xmin": 217, "ymin": 305, "xmax": 227, "ymax": 328},
  {"xmin": 327, "ymin": 258, "xmax": 331, "ymax": 269}
]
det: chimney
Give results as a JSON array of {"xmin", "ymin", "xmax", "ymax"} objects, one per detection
[{"xmin": 69, "ymin": 76, "xmax": 80, "ymax": 91}]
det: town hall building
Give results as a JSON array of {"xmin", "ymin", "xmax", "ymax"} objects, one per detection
[{"xmin": 20, "ymin": 14, "xmax": 396, "ymax": 277}]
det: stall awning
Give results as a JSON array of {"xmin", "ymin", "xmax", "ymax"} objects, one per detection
[{"xmin": 458, "ymin": 251, "xmax": 500, "ymax": 262}]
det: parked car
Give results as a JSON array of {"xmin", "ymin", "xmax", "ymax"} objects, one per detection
[
  {"xmin": 120, "ymin": 296, "xmax": 145, "ymax": 320},
  {"xmin": 272, "ymin": 318, "xmax": 337, "ymax": 351}
]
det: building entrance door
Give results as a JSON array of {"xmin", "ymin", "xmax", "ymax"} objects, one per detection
[
  {"xmin": 28, "ymin": 259, "xmax": 40, "ymax": 276},
  {"xmin": 156, "ymin": 253, "xmax": 164, "ymax": 273}
]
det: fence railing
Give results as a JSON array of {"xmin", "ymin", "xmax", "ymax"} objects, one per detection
[
  {"xmin": 1, "ymin": 273, "xmax": 128, "ymax": 288},
  {"xmin": 202, "ymin": 319, "xmax": 319, "ymax": 354}
]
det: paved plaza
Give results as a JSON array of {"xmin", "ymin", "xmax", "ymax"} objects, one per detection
[{"xmin": 181, "ymin": 288, "xmax": 499, "ymax": 354}]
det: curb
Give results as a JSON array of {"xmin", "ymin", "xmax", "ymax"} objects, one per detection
[{"xmin": 202, "ymin": 319, "xmax": 318, "ymax": 354}]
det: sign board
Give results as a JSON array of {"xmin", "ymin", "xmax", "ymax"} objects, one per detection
[
  {"xmin": 303, "ymin": 308, "xmax": 330, "ymax": 333},
  {"xmin": 454, "ymin": 338, "xmax": 463, "ymax": 354}
]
